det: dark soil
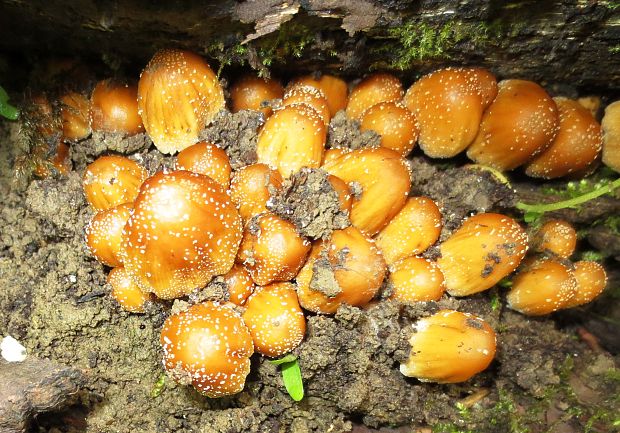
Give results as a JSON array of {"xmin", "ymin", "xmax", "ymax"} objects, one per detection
[{"xmin": 0, "ymin": 107, "xmax": 619, "ymax": 433}]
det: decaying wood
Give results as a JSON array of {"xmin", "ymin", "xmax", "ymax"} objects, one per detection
[
  {"xmin": 0, "ymin": 358, "xmax": 86, "ymax": 433},
  {"xmin": 0, "ymin": 0, "xmax": 618, "ymax": 91}
]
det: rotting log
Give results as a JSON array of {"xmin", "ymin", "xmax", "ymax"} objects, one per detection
[
  {"xmin": 0, "ymin": 0, "xmax": 618, "ymax": 92},
  {"xmin": 0, "ymin": 358, "xmax": 86, "ymax": 433}
]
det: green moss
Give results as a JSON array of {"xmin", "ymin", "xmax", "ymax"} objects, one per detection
[
  {"xmin": 432, "ymin": 423, "xmax": 474, "ymax": 433},
  {"xmin": 489, "ymin": 389, "xmax": 531, "ymax": 433},
  {"xmin": 205, "ymin": 21, "xmax": 315, "ymax": 78},
  {"xmin": 541, "ymin": 177, "xmax": 619, "ymax": 200},
  {"xmin": 370, "ymin": 19, "xmax": 504, "ymax": 71},
  {"xmin": 579, "ymin": 250, "xmax": 608, "ymax": 262}
]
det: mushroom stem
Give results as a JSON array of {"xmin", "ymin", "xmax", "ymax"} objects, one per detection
[{"xmin": 516, "ymin": 177, "xmax": 620, "ymax": 214}]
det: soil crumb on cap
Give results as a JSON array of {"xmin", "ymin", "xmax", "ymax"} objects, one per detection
[
  {"xmin": 268, "ymin": 168, "xmax": 350, "ymax": 239},
  {"xmin": 310, "ymin": 247, "xmax": 342, "ymax": 297},
  {"xmin": 188, "ymin": 276, "xmax": 230, "ymax": 304},
  {"xmin": 199, "ymin": 109, "xmax": 262, "ymax": 169},
  {"xmin": 327, "ymin": 111, "xmax": 381, "ymax": 150}
]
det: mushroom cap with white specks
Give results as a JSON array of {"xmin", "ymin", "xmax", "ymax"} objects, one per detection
[
  {"xmin": 160, "ymin": 302, "xmax": 254, "ymax": 397},
  {"xmin": 243, "ymin": 282, "xmax": 306, "ymax": 357},
  {"xmin": 138, "ymin": 49, "xmax": 225, "ymax": 154},
  {"xmin": 399, "ymin": 309, "xmax": 496, "ymax": 383},
  {"xmin": 121, "ymin": 170, "xmax": 242, "ymax": 299},
  {"xmin": 467, "ymin": 79, "xmax": 559, "ymax": 171},
  {"xmin": 83, "ymin": 155, "xmax": 147, "ymax": 211},
  {"xmin": 322, "ymin": 146, "xmax": 411, "ymax": 236},
  {"xmin": 507, "ymin": 258, "xmax": 578, "ymax": 316},
  {"xmin": 437, "ymin": 213, "xmax": 528, "ymax": 297}
]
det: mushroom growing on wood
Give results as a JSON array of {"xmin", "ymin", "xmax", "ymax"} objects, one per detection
[
  {"xmin": 467, "ymin": 79, "xmax": 559, "ymax": 171},
  {"xmin": 160, "ymin": 302, "xmax": 254, "ymax": 397},
  {"xmin": 525, "ymin": 97, "xmax": 602, "ymax": 179},
  {"xmin": 403, "ymin": 67, "xmax": 497, "ymax": 158},
  {"xmin": 601, "ymin": 100, "xmax": 620, "ymax": 172},
  {"xmin": 437, "ymin": 213, "xmax": 528, "ymax": 296},
  {"xmin": 400, "ymin": 310, "xmax": 496, "ymax": 383},
  {"xmin": 83, "ymin": 155, "xmax": 147, "ymax": 211},
  {"xmin": 121, "ymin": 170, "xmax": 242, "ymax": 299},
  {"xmin": 137, "ymin": 49, "xmax": 225, "ymax": 154}
]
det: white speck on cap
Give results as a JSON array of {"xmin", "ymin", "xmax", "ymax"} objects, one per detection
[{"xmin": 1, "ymin": 335, "xmax": 27, "ymax": 362}]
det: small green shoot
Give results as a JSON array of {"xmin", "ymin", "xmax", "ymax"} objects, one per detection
[
  {"xmin": 150, "ymin": 373, "xmax": 166, "ymax": 398},
  {"xmin": 0, "ymin": 85, "xmax": 19, "ymax": 120},
  {"xmin": 516, "ymin": 177, "xmax": 620, "ymax": 222},
  {"xmin": 489, "ymin": 290, "xmax": 502, "ymax": 311},
  {"xmin": 269, "ymin": 354, "xmax": 304, "ymax": 401}
]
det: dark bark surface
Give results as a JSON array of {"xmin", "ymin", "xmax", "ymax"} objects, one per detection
[
  {"xmin": 0, "ymin": 0, "xmax": 619, "ymax": 92},
  {"xmin": 0, "ymin": 358, "xmax": 86, "ymax": 433}
]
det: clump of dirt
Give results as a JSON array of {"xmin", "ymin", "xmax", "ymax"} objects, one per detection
[
  {"xmin": 268, "ymin": 168, "xmax": 350, "ymax": 239},
  {"xmin": 71, "ymin": 131, "xmax": 152, "ymax": 167},
  {"xmin": 309, "ymin": 247, "xmax": 341, "ymax": 297},
  {"xmin": 199, "ymin": 109, "xmax": 263, "ymax": 169},
  {"xmin": 409, "ymin": 157, "xmax": 517, "ymax": 238},
  {"xmin": 327, "ymin": 111, "xmax": 381, "ymax": 150},
  {"xmin": 188, "ymin": 276, "xmax": 230, "ymax": 305}
]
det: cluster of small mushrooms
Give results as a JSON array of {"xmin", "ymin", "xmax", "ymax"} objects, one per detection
[{"xmin": 41, "ymin": 48, "xmax": 615, "ymax": 398}]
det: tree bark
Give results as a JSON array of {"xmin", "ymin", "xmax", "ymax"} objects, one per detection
[{"xmin": 0, "ymin": 0, "xmax": 618, "ymax": 91}]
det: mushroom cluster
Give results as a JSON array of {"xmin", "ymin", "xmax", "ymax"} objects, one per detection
[{"xmin": 78, "ymin": 48, "xmax": 610, "ymax": 398}]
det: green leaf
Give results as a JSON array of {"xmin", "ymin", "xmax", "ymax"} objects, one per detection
[
  {"xmin": 523, "ymin": 211, "xmax": 542, "ymax": 224},
  {"xmin": 150, "ymin": 373, "xmax": 166, "ymax": 398},
  {"xmin": 0, "ymin": 100, "xmax": 19, "ymax": 120},
  {"xmin": 268, "ymin": 354, "xmax": 297, "ymax": 366},
  {"xmin": 0, "ymin": 86, "xmax": 19, "ymax": 120},
  {"xmin": 281, "ymin": 359, "xmax": 304, "ymax": 401}
]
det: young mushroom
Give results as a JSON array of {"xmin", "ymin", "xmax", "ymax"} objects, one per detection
[
  {"xmin": 83, "ymin": 155, "xmax": 147, "ymax": 211},
  {"xmin": 506, "ymin": 258, "xmax": 578, "ymax": 316},
  {"xmin": 160, "ymin": 302, "xmax": 254, "ymax": 397},
  {"xmin": 137, "ymin": 49, "xmax": 225, "ymax": 154},
  {"xmin": 388, "ymin": 256, "xmax": 445, "ymax": 303},
  {"xmin": 175, "ymin": 141, "xmax": 232, "ymax": 188},
  {"xmin": 256, "ymin": 103, "xmax": 326, "ymax": 178},
  {"xmin": 359, "ymin": 101, "xmax": 419, "ymax": 156},
  {"xmin": 221, "ymin": 264, "xmax": 255, "ymax": 306},
  {"xmin": 437, "ymin": 213, "xmax": 528, "ymax": 296},
  {"xmin": 230, "ymin": 75, "xmax": 284, "ymax": 117},
  {"xmin": 236, "ymin": 213, "xmax": 311, "ymax": 286},
  {"xmin": 121, "ymin": 170, "xmax": 242, "ymax": 299},
  {"xmin": 91, "ymin": 79, "xmax": 144, "ymax": 136},
  {"xmin": 601, "ymin": 100, "xmax": 620, "ymax": 172},
  {"xmin": 346, "ymin": 73, "xmax": 404, "ymax": 120},
  {"xmin": 531, "ymin": 219, "xmax": 577, "ymax": 259},
  {"xmin": 288, "ymin": 74, "xmax": 348, "ymax": 116},
  {"xmin": 563, "ymin": 261, "xmax": 607, "ymax": 309},
  {"xmin": 229, "ymin": 163, "xmax": 284, "ymax": 222},
  {"xmin": 108, "ymin": 267, "xmax": 152, "ymax": 313},
  {"xmin": 375, "ymin": 196, "xmax": 442, "ymax": 266},
  {"xmin": 242, "ymin": 282, "xmax": 306, "ymax": 357},
  {"xmin": 296, "ymin": 226, "xmax": 386, "ymax": 314},
  {"xmin": 60, "ymin": 91, "xmax": 91, "ymax": 141},
  {"xmin": 400, "ymin": 310, "xmax": 496, "ymax": 383},
  {"xmin": 403, "ymin": 67, "xmax": 497, "ymax": 158},
  {"xmin": 322, "ymin": 147, "xmax": 411, "ymax": 236},
  {"xmin": 467, "ymin": 79, "xmax": 559, "ymax": 171},
  {"xmin": 85, "ymin": 203, "xmax": 133, "ymax": 267},
  {"xmin": 282, "ymin": 84, "xmax": 331, "ymax": 126},
  {"xmin": 525, "ymin": 97, "xmax": 603, "ymax": 179}
]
